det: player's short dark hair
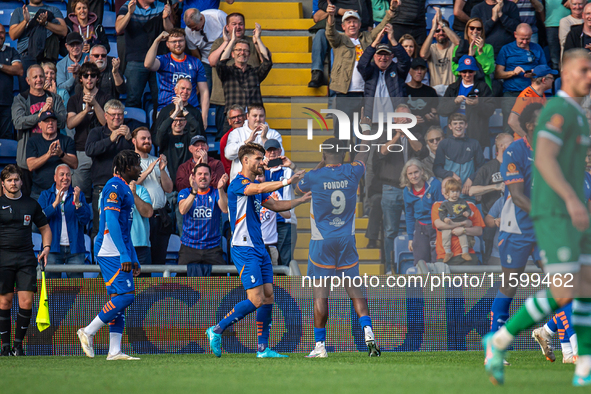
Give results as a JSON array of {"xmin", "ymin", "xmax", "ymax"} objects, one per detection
[
  {"xmin": 321, "ymin": 137, "xmax": 343, "ymax": 155},
  {"xmin": 247, "ymin": 103, "xmax": 265, "ymax": 115},
  {"xmin": 226, "ymin": 12, "xmax": 245, "ymax": 25},
  {"xmin": 519, "ymin": 102, "xmax": 544, "ymax": 132},
  {"xmin": 193, "ymin": 163, "xmax": 211, "ymax": 175},
  {"xmin": 444, "ymin": 178, "xmax": 462, "ymax": 192},
  {"xmin": 448, "ymin": 113, "xmax": 468, "ymax": 125},
  {"xmin": 113, "ymin": 150, "xmax": 140, "ymax": 175},
  {"xmin": 0, "ymin": 164, "xmax": 22, "ymax": 183},
  {"xmin": 132, "ymin": 126, "xmax": 150, "ymax": 140},
  {"xmin": 238, "ymin": 142, "xmax": 265, "ymax": 163},
  {"xmin": 77, "ymin": 62, "xmax": 100, "ymax": 84}
]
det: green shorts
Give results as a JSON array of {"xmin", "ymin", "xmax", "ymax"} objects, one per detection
[{"xmin": 533, "ymin": 215, "xmax": 591, "ymax": 273}]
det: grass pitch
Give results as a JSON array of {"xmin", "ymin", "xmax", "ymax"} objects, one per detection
[{"xmin": 0, "ymin": 351, "xmax": 583, "ymax": 394}]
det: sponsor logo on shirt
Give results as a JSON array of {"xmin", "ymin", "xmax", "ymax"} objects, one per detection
[
  {"xmin": 107, "ymin": 192, "xmax": 118, "ymax": 204},
  {"xmin": 329, "ymin": 217, "xmax": 345, "ymax": 228},
  {"xmin": 192, "ymin": 206, "xmax": 213, "ymax": 219},
  {"xmin": 506, "ymin": 163, "xmax": 519, "ymax": 177},
  {"xmin": 23, "ymin": 215, "xmax": 31, "ymax": 226}
]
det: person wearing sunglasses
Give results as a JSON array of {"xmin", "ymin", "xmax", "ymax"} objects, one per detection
[
  {"xmin": 67, "ymin": 62, "xmax": 111, "ymax": 201},
  {"xmin": 452, "ymin": 17, "xmax": 494, "ymax": 89},
  {"xmin": 82, "ymin": 44, "xmax": 125, "ymax": 100},
  {"xmin": 419, "ymin": 9, "xmax": 460, "ymax": 91},
  {"xmin": 421, "ymin": 125, "xmax": 444, "ymax": 175}
]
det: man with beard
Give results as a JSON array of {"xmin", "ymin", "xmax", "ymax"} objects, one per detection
[
  {"xmin": 67, "ymin": 62, "xmax": 111, "ymax": 200},
  {"xmin": 419, "ymin": 10, "xmax": 460, "ymax": 90},
  {"xmin": 82, "ymin": 45, "xmax": 125, "ymax": 100},
  {"xmin": 206, "ymin": 142, "xmax": 310, "ymax": 358},
  {"xmin": 85, "ymin": 99, "xmax": 134, "ymax": 240},
  {"xmin": 153, "ymin": 78, "xmax": 205, "ymax": 141},
  {"xmin": 132, "ymin": 127, "xmax": 173, "ymax": 266},
  {"xmin": 145, "ymin": 28, "xmax": 209, "ymax": 125},
  {"xmin": 77, "ymin": 150, "xmax": 142, "ymax": 361},
  {"xmin": 0, "ymin": 164, "xmax": 51, "ymax": 357}
]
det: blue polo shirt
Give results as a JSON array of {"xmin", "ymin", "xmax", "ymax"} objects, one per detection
[
  {"xmin": 117, "ymin": 0, "xmax": 165, "ymax": 62},
  {"xmin": 497, "ymin": 41, "xmax": 546, "ymax": 92}
]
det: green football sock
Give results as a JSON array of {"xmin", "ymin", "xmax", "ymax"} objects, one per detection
[
  {"xmin": 504, "ymin": 289, "xmax": 559, "ymax": 337},
  {"xmin": 572, "ymin": 299, "xmax": 591, "ymax": 356}
]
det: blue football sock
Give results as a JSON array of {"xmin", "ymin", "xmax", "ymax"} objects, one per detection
[
  {"xmin": 256, "ymin": 304, "xmax": 273, "ymax": 352},
  {"xmin": 214, "ymin": 299, "xmax": 257, "ymax": 334},
  {"xmin": 108, "ymin": 312, "xmax": 125, "ymax": 334},
  {"xmin": 314, "ymin": 327, "xmax": 326, "ymax": 343},
  {"xmin": 561, "ymin": 303, "xmax": 576, "ymax": 340},
  {"xmin": 547, "ymin": 314, "xmax": 559, "ymax": 333},
  {"xmin": 98, "ymin": 294, "xmax": 134, "ymax": 324},
  {"xmin": 490, "ymin": 290, "xmax": 512, "ymax": 332},
  {"xmin": 359, "ymin": 315, "xmax": 372, "ymax": 329}
]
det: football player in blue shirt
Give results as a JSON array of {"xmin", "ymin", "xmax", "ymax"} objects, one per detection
[
  {"xmin": 77, "ymin": 150, "xmax": 142, "ymax": 361},
  {"xmin": 296, "ymin": 125, "xmax": 380, "ymax": 358},
  {"xmin": 487, "ymin": 103, "xmax": 543, "ymax": 365},
  {"xmin": 206, "ymin": 142, "xmax": 311, "ymax": 358}
]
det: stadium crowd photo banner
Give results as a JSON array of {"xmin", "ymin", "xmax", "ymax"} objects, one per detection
[{"xmin": 15, "ymin": 277, "xmax": 543, "ymax": 356}]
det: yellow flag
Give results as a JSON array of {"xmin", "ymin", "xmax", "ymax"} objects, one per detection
[{"xmin": 36, "ymin": 271, "xmax": 50, "ymax": 332}]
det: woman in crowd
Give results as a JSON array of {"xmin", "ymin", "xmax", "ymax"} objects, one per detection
[
  {"xmin": 66, "ymin": 0, "xmax": 110, "ymax": 53},
  {"xmin": 400, "ymin": 34, "xmax": 429, "ymax": 84},
  {"xmin": 41, "ymin": 62, "xmax": 70, "ymax": 106},
  {"xmin": 451, "ymin": 17, "xmax": 495, "ymax": 90},
  {"xmin": 401, "ymin": 158, "xmax": 443, "ymax": 265}
]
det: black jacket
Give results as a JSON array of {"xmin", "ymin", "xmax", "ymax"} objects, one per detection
[
  {"xmin": 84, "ymin": 125, "xmax": 134, "ymax": 186},
  {"xmin": 357, "ymin": 44, "xmax": 411, "ymax": 113},
  {"xmin": 564, "ymin": 24, "xmax": 588, "ymax": 53},
  {"xmin": 391, "ymin": 0, "xmax": 426, "ymax": 27},
  {"xmin": 438, "ymin": 79, "xmax": 495, "ymax": 149}
]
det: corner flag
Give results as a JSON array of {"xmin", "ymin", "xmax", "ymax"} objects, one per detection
[{"xmin": 36, "ymin": 270, "xmax": 50, "ymax": 332}]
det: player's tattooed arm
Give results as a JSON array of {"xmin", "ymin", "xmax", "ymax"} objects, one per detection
[{"xmin": 263, "ymin": 192, "xmax": 312, "ymax": 212}]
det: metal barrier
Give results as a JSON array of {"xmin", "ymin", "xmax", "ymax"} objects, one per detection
[
  {"xmin": 448, "ymin": 265, "xmax": 542, "ymax": 273},
  {"xmin": 37, "ymin": 261, "xmax": 301, "ymax": 279}
]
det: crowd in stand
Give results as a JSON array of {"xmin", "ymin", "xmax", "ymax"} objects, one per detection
[{"xmin": 0, "ymin": 0, "xmax": 589, "ymax": 275}]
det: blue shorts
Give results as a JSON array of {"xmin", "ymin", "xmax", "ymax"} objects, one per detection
[
  {"xmin": 232, "ymin": 246, "xmax": 273, "ymax": 290},
  {"xmin": 97, "ymin": 256, "xmax": 135, "ymax": 295},
  {"xmin": 498, "ymin": 233, "xmax": 540, "ymax": 269},
  {"xmin": 307, "ymin": 236, "xmax": 359, "ymax": 278}
]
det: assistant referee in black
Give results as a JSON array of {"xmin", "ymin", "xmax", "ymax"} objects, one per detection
[{"xmin": 0, "ymin": 164, "xmax": 51, "ymax": 356}]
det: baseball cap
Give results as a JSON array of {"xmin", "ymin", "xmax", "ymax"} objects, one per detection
[
  {"xmin": 456, "ymin": 55, "xmax": 479, "ymax": 72},
  {"xmin": 264, "ymin": 139, "xmax": 281, "ymax": 151},
  {"xmin": 410, "ymin": 57, "xmax": 428, "ymax": 69},
  {"xmin": 190, "ymin": 135, "xmax": 207, "ymax": 145},
  {"xmin": 531, "ymin": 65, "xmax": 558, "ymax": 78},
  {"xmin": 66, "ymin": 32, "xmax": 84, "ymax": 45},
  {"xmin": 342, "ymin": 10, "xmax": 361, "ymax": 21},
  {"xmin": 38, "ymin": 111, "xmax": 57, "ymax": 122},
  {"xmin": 375, "ymin": 43, "xmax": 392, "ymax": 55}
]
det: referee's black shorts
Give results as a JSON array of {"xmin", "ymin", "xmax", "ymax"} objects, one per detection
[{"xmin": 0, "ymin": 250, "xmax": 38, "ymax": 294}]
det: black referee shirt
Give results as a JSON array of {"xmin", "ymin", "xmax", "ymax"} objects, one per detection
[{"xmin": 0, "ymin": 194, "xmax": 48, "ymax": 252}]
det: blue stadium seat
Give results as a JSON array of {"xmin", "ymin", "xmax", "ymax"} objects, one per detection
[
  {"xmin": 103, "ymin": 11, "xmax": 116, "ymax": 36},
  {"xmin": 32, "ymin": 233, "xmax": 42, "ymax": 258},
  {"xmin": 107, "ymin": 40, "xmax": 117, "ymax": 58},
  {"xmin": 124, "ymin": 107, "xmax": 147, "ymax": 124},
  {"xmin": 85, "ymin": 236, "xmax": 99, "ymax": 278},
  {"xmin": 0, "ymin": 2, "xmax": 23, "ymax": 12},
  {"xmin": 426, "ymin": 0, "xmax": 454, "ymax": 5},
  {"xmin": 205, "ymin": 126, "xmax": 217, "ymax": 134},
  {"xmin": 554, "ymin": 77, "xmax": 561, "ymax": 93},
  {"xmin": 4, "ymin": 34, "xmax": 17, "ymax": 49},
  {"xmin": 0, "ymin": 139, "xmax": 17, "ymax": 165},
  {"xmin": 426, "ymin": 12, "xmax": 435, "ymax": 30},
  {"xmin": 207, "ymin": 107, "xmax": 216, "ymax": 127},
  {"xmin": 166, "ymin": 234, "xmax": 181, "ymax": 263},
  {"xmin": 489, "ymin": 108, "xmax": 503, "ymax": 128},
  {"xmin": 473, "ymin": 236, "xmax": 483, "ymax": 264},
  {"xmin": 394, "ymin": 235, "xmax": 413, "ymax": 274},
  {"xmin": 148, "ymin": 108, "xmax": 154, "ymax": 128},
  {"xmin": 0, "ymin": 9, "xmax": 14, "ymax": 26}
]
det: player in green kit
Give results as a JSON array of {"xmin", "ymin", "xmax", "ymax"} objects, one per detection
[{"xmin": 483, "ymin": 48, "xmax": 591, "ymax": 387}]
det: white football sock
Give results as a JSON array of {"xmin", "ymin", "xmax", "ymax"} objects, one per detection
[
  {"xmin": 570, "ymin": 333, "xmax": 578, "ymax": 355},
  {"xmin": 109, "ymin": 333, "xmax": 122, "ymax": 355},
  {"xmin": 575, "ymin": 355, "xmax": 591, "ymax": 376},
  {"xmin": 543, "ymin": 324, "xmax": 555, "ymax": 336},
  {"xmin": 364, "ymin": 326, "xmax": 375, "ymax": 341},
  {"xmin": 561, "ymin": 342, "xmax": 573, "ymax": 357},
  {"xmin": 84, "ymin": 316, "xmax": 106, "ymax": 336}
]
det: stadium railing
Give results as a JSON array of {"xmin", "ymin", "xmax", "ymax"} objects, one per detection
[{"xmin": 36, "ymin": 261, "xmax": 300, "ymax": 279}]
